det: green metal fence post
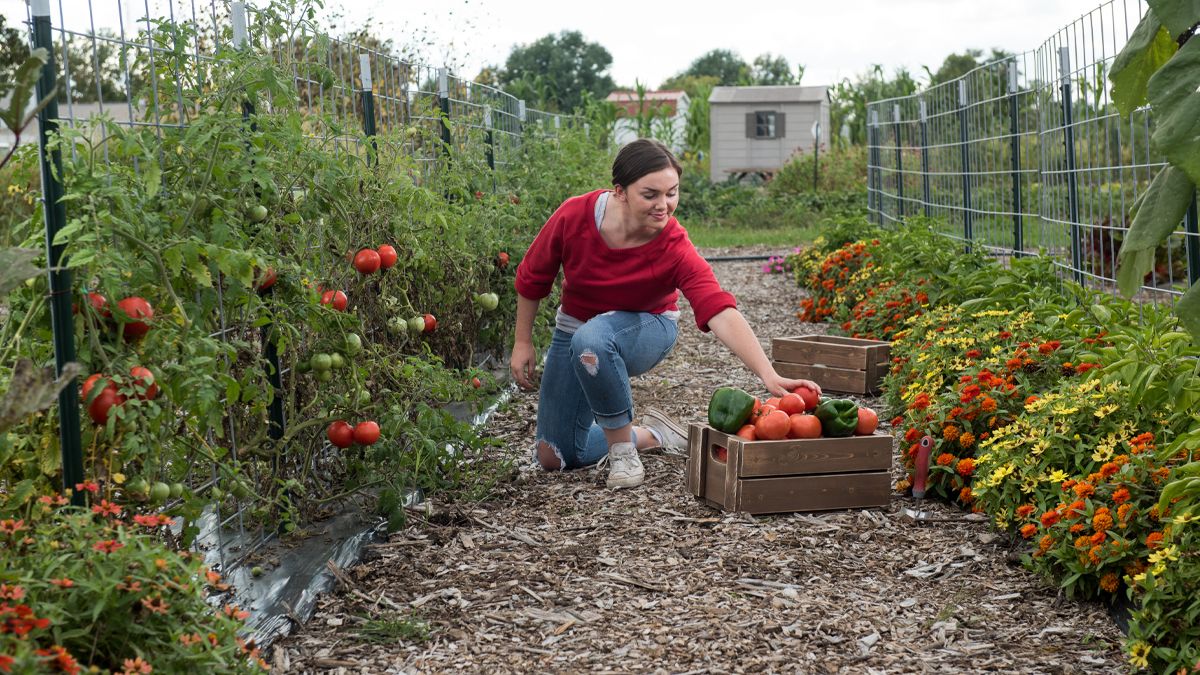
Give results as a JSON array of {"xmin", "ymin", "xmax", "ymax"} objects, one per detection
[
  {"xmin": 893, "ymin": 103, "xmax": 904, "ymax": 219},
  {"xmin": 32, "ymin": 0, "xmax": 84, "ymax": 504},
  {"xmin": 1059, "ymin": 47, "xmax": 1083, "ymax": 284},
  {"xmin": 232, "ymin": 2, "xmax": 285, "ymax": 450},
  {"xmin": 359, "ymin": 54, "xmax": 378, "ymax": 166},
  {"xmin": 1008, "ymin": 64, "xmax": 1024, "ymax": 258},
  {"xmin": 957, "ymin": 81, "xmax": 973, "ymax": 249},
  {"xmin": 919, "ymin": 99, "xmax": 931, "ymax": 218}
]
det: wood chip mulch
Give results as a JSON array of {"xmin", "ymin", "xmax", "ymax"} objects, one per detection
[{"xmin": 271, "ymin": 246, "xmax": 1128, "ymax": 674}]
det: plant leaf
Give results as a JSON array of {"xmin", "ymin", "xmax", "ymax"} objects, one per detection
[
  {"xmin": 0, "ymin": 359, "xmax": 82, "ymax": 433},
  {"xmin": 1146, "ymin": 0, "xmax": 1200, "ymax": 39},
  {"xmin": 1176, "ymin": 279, "xmax": 1200, "ymax": 340},
  {"xmin": 0, "ymin": 248, "xmax": 42, "ymax": 297},
  {"xmin": 1148, "ymin": 36, "xmax": 1200, "ymax": 186},
  {"xmin": 1109, "ymin": 12, "xmax": 1177, "ymax": 119},
  {"xmin": 1114, "ymin": 166, "xmax": 1195, "ymax": 297},
  {"xmin": 2, "ymin": 48, "xmax": 49, "ymax": 133}
]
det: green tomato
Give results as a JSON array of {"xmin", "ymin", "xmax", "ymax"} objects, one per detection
[
  {"xmin": 296, "ymin": 359, "xmax": 312, "ymax": 374},
  {"xmin": 345, "ymin": 333, "xmax": 363, "ymax": 356},
  {"xmin": 386, "ymin": 317, "xmax": 407, "ymax": 336},
  {"xmin": 251, "ymin": 566, "xmax": 265, "ymax": 577},
  {"xmin": 169, "ymin": 482, "xmax": 184, "ymax": 499},
  {"xmin": 408, "ymin": 316, "xmax": 425, "ymax": 334},
  {"xmin": 474, "ymin": 292, "xmax": 499, "ymax": 312},
  {"xmin": 126, "ymin": 477, "xmax": 149, "ymax": 500},
  {"xmin": 315, "ymin": 369, "xmax": 333, "ymax": 382},
  {"xmin": 357, "ymin": 389, "xmax": 372, "ymax": 406},
  {"xmin": 329, "ymin": 352, "xmax": 345, "ymax": 369},
  {"xmin": 310, "ymin": 353, "xmax": 332, "ymax": 372},
  {"xmin": 210, "ymin": 487, "xmax": 225, "ymax": 500},
  {"xmin": 150, "ymin": 481, "xmax": 171, "ymax": 503},
  {"xmin": 249, "ymin": 204, "xmax": 269, "ymax": 222}
]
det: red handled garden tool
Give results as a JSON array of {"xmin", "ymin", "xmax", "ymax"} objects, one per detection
[{"xmin": 911, "ymin": 435, "xmax": 934, "ymax": 499}]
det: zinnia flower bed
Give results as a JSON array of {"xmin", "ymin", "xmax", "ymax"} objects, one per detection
[{"xmin": 793, "ymin": 222, "xmax": 1200, "ymax": 672}]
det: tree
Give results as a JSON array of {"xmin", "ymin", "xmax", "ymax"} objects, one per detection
[
  {"xmin": 0, "ymin": 15, "xmax": 28, "ymax": 102},
  {"xmin": 751, "ymin": 53, "xmax": 799, "ymax": 85},
  {"xmin": 663, "ymin": 49, "xmax": 750, "ymax": 88},
  {"xmin": 495, "ymin": 31, "xmax": 615, "ymax": 113},
  {"xmin": 830, "ymin": 65, "xmax": 920, "ymax": 147}
]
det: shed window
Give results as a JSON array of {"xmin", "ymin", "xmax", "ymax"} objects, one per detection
[
  {"xmin": 755, "ymin": 111, "xmax": 776, "ymax": 138},
  {"xmin": 744, "ymin": 110, "xmax": 786, "ymax": 139}
]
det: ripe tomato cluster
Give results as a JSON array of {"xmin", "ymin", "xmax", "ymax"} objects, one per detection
[
  {"xmin": 81, "ymin": 366, "xmax": 159, "ymax": 425},
  {"xmin": 731, "ymin": 386, "xmax": 877, "ymax": 442},
  {"xmin": 352, "ymin": 244, "xmax": 398, "ymax": 275},
  {"xmin": 326, "ymin": 420, "xmax": 381, "ymax": 449}
]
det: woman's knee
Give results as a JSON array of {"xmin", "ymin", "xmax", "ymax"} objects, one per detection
[
  {"xmin": 570, "ymin": 321, "xmax": 614, "ymax": 375},
  {"xmin": 535, "ymin": 439, "xmax": 565, "ymax": 471}
]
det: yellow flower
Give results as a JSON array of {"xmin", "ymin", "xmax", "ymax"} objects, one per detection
[
  {"xmin": 1128, "ymin": 641, "xmax": 1150, "ymax": 669},
  {"xmin": 113, "ymin": 473, "xmax": 126, "ymax": 484},
  {"xmin": 1047, "ymin": 469, "xmax": 1068, "ymax": 483},
  {"xmin": 1051, "ymin": 405, "xmax": 1080, "ymax": 416}
]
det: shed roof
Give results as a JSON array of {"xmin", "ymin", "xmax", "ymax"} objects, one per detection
[{"xmin": 708, "ymin": 85, "xmax": 828, "ymax": 104}]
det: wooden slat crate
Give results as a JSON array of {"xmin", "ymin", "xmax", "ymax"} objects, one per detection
[
  {"xmin": 771, "ymin": 335, "xmax": 892, "ymax": 395},
  {"xmin": 686, "ymin": 423, "xmax": 892, "ymax": 514}
]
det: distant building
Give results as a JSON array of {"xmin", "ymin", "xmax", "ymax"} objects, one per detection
[
  {"xmin": 707, "ymin": 85, "xmax": 830, "ymax": 183},
  {"xmin": 604, "ymin": 89, "xmax": 689, "ymax": 154}
]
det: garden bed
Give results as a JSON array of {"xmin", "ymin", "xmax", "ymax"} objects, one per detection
[{"xmin": 271, "ymin": 247, "xmax": 1127, "ymax": 673}]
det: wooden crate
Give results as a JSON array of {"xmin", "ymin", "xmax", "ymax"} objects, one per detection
[
  {"xmin": 771, "ymin": 335, "xmax": 892, "ymax": 395},
  {"xmin": 685, "ymin": 423, "xmax": 892, "ymax": 515}
]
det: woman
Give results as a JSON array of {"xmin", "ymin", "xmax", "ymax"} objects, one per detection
[{"xmin": 511, "ymin": 139, "xmax": 820, "ymax": 489}]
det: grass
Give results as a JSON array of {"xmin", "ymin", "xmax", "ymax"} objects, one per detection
[
  {"xmin": 355, "ymin": 613, "xmax": 433, "ymax": 644},
  {"xmin": 685, "ymin": 223, "xmax": 822, "ymax": 249}
]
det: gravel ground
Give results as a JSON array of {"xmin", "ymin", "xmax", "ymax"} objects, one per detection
[{"xmin": 271, "ymin": 246, "xmax": 1128, "ymax": 674}]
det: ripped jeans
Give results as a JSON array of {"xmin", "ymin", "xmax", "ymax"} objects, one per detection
[{"xmin": 534, "ymin": 311, "xmax": 678, "ymax": 469}]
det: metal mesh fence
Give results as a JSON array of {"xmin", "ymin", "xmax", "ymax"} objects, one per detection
[
  {"xmin": 867, "ymin": 0, "xmax": 1199, "ymax": 302},
  {"xmin": 18, "ymin": 0, "xmax": 579, "ymax": 568}
]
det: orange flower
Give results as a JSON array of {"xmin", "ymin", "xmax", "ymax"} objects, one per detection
[
  {"xmin": 1093, "ymin": 508, "xmax": 1114, "ymax": 533},
  {"xmin": 1100, "ymin": 572, "xmax": 1119, "ymax": 593},
  {"xmin": 1019, "ymin": 524, "xmax": 1037, "ymax": 539},
  {"xmin": 91, "ymin": 500, "xmax": 121, "ymax": 518},
  {"xmin": 904, "ymin": 427, "xmax": 922, "ymax": 443},
  {"xmin": 1087, "ymin": 545, "xmax": 1103, "ymax": 565},
  {"xmin": 222, "ymin": 604, "xmax": 250, "ymax": 621},
  {"xmin": 980, "ymin": 397, "xmax": 997, "ymax": 412},
  {"xmin": 1117, "ymin": 503, "xmax": 1133, "ymax": 522},
  {"xmin": 1016, "ymin": 504, "xmax": 1036, "ymax": 519},
  {"xmin": 1146, "ymin": 532, "xmax": 1164, "ymax": 549},
  {"xmin": 958, "ymin": 432, "xmax": 975, "ymax": 449},
  {"xmin": 0, "ymin": 654, "xmax": 11, "ymax": 672},
  {"xmin": 118, "ymin": 656, "xmax": 153, "ymax": 674},
  {"xmin": 1112, "ymin": 488, "xmax": 1131, "ymax": 505},
  {"xmin": 1073, "ymin": 482, "xmax": 1095, "ymax": 499},
  {"xmin": 34, "ymin": 646, "xmax": 79, "ymax": 674},
  {"xmin": 1100, "ymin": 462, "xmax": 1119, "ymax": 479},
  {"xmin": 1090, "ymin": 531, "xmax": 1107, "ymax": 545},
  {"xmin": 0, "ymin": 520, "xmax": 25, "ymax": 535},
  {"xmin": 956, "ymin": 458, "xmax": 975, "ymax": 477},
  {"xmin": 0, "ymin": 585, "xmax": 24, "ymax": 601},
  {"xmin": 1024, "ymin": 395, "xmax": 1039, "ymax": 406},
  {"xmin": 958, "ymin": 487, "xmax": 973, "ymax": 504},
  {"xmin": 942, "ymin": 426, "xmax": 960, "ymax": 442},
  {"xmin": 74, "ymin": 481, "xmax": 99, "ymax": 494},
  {"xmin": 1038, "ymin": 534, "xmax": 1054, "ymax": 552},
  {"xmin": 936, "ymin": 453, "xmax": 956, "ymax": 467},
  {"xmin": 1069, "ymin": 523, "xmax": 1086, "ymax": 534},
  {"xmin": 140, "ymin": 595, "xmax": 170, "ymax": 615},
  {"xmin": 1040, "ymin": 510, "xmax": 1061, "ymax": 527},
  {"xmin": 49, "ymin": 578, "xmax": 73, "ymax": 588},
  {"xmin": 93, "ymin": 540, "xmax": 124, "ymax": 554},
  {"xmin": 1067, "ymin": 500, "xmax": 1087, "ymax": 516}
]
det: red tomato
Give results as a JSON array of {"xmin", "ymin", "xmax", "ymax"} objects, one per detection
[
  {"xmin": 474, "ymin": 191, "xmax": 484, "ymax": 200},
  {"xmin": 749, "ymin": 398, "xmax": 764, "ymax": 418},
  {"xmin": 129, "ymin": 366, "xmax": 158, "ymax": 400},
  {"xmin": 713, "ymin": 446, "xmax": 728, "ymax": 463},
  {"xmin": 778, "ymin": 392, "xmax": 806, "ymax": 415},
  {"xmin": 788, "ymin": 413, "xmax": 822, "ymax": 439},
  {"xmin": 82, "ymin": 373, "xmax": 105, "ymax": 400},
  {"xmin": 422, "ymin": 313, "xmax": 437, "ymax": 333},
  {"xmin": 117, "ymin": 297, "xmax": 154, "ymax": 340},
  {"xmin": 856, "ymin": 407, "xmax": 879, "ymax": 436},
  {"xmin": 353, "ymin": 249, "xmax": 381, "ymax": 275},
  {"xmin": 87, "ymin": 387, "xmax": 126, "ymax": 425},
  {"xmin": 76, "ymin": 292, "xmax": 110, "ymax": 317},
  {"xmin": 256, "ymin": 267, "xmax": 277, "ymax": 292},
  {"xmin": 758, "ymin": 404, "xmax": 778, "ymax": 418},
  {"xmin": 377, "ymin": 245, "xmax": 398, "ymax": 269},
  {"xmin": 735, "ymin": 424, "xmax": 757, "ymax": 441},
  {"xmin": 327, "ymin": 421, "xmax": 354, "ymax": 448},
  {"xmin": 470, "ymin": 377, "xmax": 482, "ymax": 388},
  {"xmin": 321, "ymin": 290, "xmax": 348, "ymax": 312},
  {"xmin": 764, "ymin": 397, "xmax": 782, "ymax": 410},
  {"xmin": 496, "ymin": 251, "xmax": 510, "ymax": 269},
  {"xmin": 754, "ymin": 409, "xmax": 790, "ymax": 441},
  {"xmin": 353, "ymin": 421, "xmax": 381, "ymax": 445},
  {"xmin": 791, "ymin": 385, "xmax": 820, "ymax": 411}
]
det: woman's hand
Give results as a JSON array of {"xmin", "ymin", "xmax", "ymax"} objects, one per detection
[
  {"xmin": 510, "ymin": 341, "xmax": 539, "ymax": 390},
  {"xmin": 762, "ymin": 372, "xmax": 822, "ymax": 399}
]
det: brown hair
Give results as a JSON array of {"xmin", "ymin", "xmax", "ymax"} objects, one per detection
[{"xmin": 611, "ymin": 138, "xmax": 683, "ymax": 188}]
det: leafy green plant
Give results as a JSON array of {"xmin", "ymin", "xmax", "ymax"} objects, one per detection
[
  {"xmin": 1109, "ymin": 3, "xmax": 1199, "ymax": 336},
  {"xmin": 0, "ymin": 498, "xmax": 263, "ymax": 673}
]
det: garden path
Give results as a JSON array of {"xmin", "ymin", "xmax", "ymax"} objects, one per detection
[{"xmin": 272, "ymin": 248, "xmax": 1127, "ymax": 674}]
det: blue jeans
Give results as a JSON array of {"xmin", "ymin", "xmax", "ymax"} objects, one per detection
[{"xmin": 535, "ymin": 311, "xmax": 678, "ymax": 469}]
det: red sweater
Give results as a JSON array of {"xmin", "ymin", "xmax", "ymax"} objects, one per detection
[{"xmin": 515, "ymin": 190, "xmax": 737, "ymax": 332}]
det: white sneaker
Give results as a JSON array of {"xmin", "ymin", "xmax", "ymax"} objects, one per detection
[{"xmin": 605, "ymin": 442, "xmax": 644, "ymax": 489}]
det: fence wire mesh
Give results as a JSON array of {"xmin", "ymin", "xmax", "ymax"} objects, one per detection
[
  {"xmin": 867, "ymin": 0, "xmax": 1199, "ymax": 303},
  {"xmin": 16, "ymin": 0, "xmax": 579, "ymax": 568}
]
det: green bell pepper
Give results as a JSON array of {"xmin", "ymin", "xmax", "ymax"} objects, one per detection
[
  {"xmin": 815, "ymin": 398, "xmax": 860, "ymax": 437},
  {"xmin": 707, "ymin": 387, "xmax": 757, "ymax": 433}
]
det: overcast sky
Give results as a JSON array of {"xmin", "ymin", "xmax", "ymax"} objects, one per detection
[{"xmin": 3, "ymin": 0, "xmax": 1116, "ymax": 88}]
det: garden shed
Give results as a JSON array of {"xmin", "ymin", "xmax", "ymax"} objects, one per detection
[{"xmin": 708, "ymin": 84, "xmax": 830, "ymax": 183}]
